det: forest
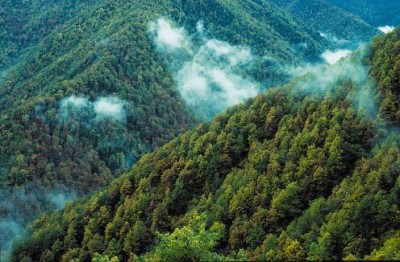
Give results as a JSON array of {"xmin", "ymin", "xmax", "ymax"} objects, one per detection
[
  {"xmin": 11, "ymin": 28, "xmax": 400, "ymax": 261},
  {"xmin": 1, "ymin": 0, "xmax": 400, "ymax": 261},
  {"xmin": 1, "ymin": 0, "xmax": 334, "ymax": 255}
]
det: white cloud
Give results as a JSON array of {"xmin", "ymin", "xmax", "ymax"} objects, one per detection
[
  {"xmin": 322, "ymin": 49, "xmax": 352, "ymax": 65},
  {"xmin": 60, "ymin": 95, "xmax": 126, "ymax": 122},
  {"xmin": 205, "ymin": 40, "xmax": 253, "ymax": 67},
  {"xmin": 149, "ymin": 18, "xmax": 189, "ymax": 50},
  {"xmin": 196, "ymin": 21, "xmax": 205, "ymax": 33},
  {"xmin": 290, "ymin": 46, "xmax": 377, "ymax": 118},
  {"xmin": 61, "ymin": 95, "xmax": 89, "ymax": 108},
  {"xmin": 150, "ymin": 18, "xmax": 259, "ymax": 119},
  {"xmin": 94, "ymin": 97, "xmax": 125, "ymax": 120},
  {"xmin": 378, "ymin": 25, "xmax": 395, "ymax": 34}
]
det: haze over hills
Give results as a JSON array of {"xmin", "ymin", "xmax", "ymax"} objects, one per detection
[
  {"xmin": 1, "ymin": 0, "xmax": 400, "ymax": 261},
  {"xmin": 12, "ymin": 29, "xmax": 400, "ymax": 261}
]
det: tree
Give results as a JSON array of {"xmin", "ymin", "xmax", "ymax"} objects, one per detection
[{"xmin": 145, "ymin": 214, "xmax": 227, "ymax": 261}]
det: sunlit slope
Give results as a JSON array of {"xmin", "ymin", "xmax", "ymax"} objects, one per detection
[
  {"xmin": 370, "ymin": 28, "xmax": 400, "ymax": 123},
  {"xmin": 13, "ymin": 30, "xmax": 400, "ymax": 261}
]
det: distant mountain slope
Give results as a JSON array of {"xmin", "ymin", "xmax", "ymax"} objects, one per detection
[
  {"xmin": 0, "ymin": 0, "xmax": 97, "ymax": 70},
  {"xmin": 269, "ymin": 0, "xmax": 379, "ymax": 45},
  {"xmin": 0, "ymin": 0, "xmax": 332, "ymax": 191},
  {"xmin": 12, "ymin": 30, "xmax": 400, "ymax": 261},
  {"xmin": 0, "ymin": 0, "xmax": 333, "ymax": 258},
  {"xmin": 326, "ymin": 0, "xmax": 400, "ymax": 26},
  {"xmin": 0, "ymin": 0, "xmax": 331, "ymax": 194}
]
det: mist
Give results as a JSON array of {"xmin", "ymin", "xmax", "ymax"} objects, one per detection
[
  {"xmin": 321, "ymin": 49, "xmax": 352, "ymax": 65},
  {"xmin": 149, "ymin": 18, "xmax": 191, "ymax": 51},
  {"xmin": 94, "ymin": 97, "xmax": 125, "ymax": 121},
  {"xmin": 289, "ymin": 46, "xmax": 377, "ymax": 118},
  {"xmin": 0, "ymin": 185, "xmax": 77, "ymax": 261},
  {"xmin": 61, "ymin": 95, "xmax": 89, "ymax": 108},
  {"xmin": 149, "ymin": 18, "xmax": 260, "ymax": 119},
  {"xmin": 46, "ymin": 191, "xmax": 77, "ymax": 210},
  {"xmin": 378, "ymin": 26, "xmax": 395, "ymax": 34},
  {"xmin": 0, "ymin": 220, "xmax": 23, "ymax": 262},
  {"xmin": 60, "ymin": 95, "xmax": 126, "ymax": 122},
  {"xmin": 319, "ymin": 32, "xmax": 349, "ymax": 47}
]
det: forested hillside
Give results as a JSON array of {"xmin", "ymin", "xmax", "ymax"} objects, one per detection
[
  {"xmin": 326, "ymin": 0, "xmax": 400, "ymax": 26},
  {"xmin": 0, "ymin": 0, "xmax": 336, "ymax": 258},
  {"xmin": 269, "ymin": 0, "xmax": 379, "ymax": 46},
  {"xmin": 12, "ymin": 29, "xmax": 400, "ymax": 261},
  {"xmin": 0, "ymin": 0, "xmax": 96, "ymax": 70}
]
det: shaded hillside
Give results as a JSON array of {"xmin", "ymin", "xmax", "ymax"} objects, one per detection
[
  {"xmin": 326, "ymin": 0, "xmax": 400, "ymax": 26},
  {"xmin": 13, "ymin": 27, "xmax": 400, "ymax": 260},
  {"xmin": 0, "ymin": 0, "xmax": 98, "ymax": 70},
  {"xmin": 269, "ymin": 0, "xmax": 379, "ymax": 46}
]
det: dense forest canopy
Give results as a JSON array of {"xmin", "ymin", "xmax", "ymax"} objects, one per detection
[
  {"xmin": 269, "ymin": 0, "xmax": 379, "ymax": 46},
  {"xmin": 1, "ymin": 0, "xmax": 400, "ymax": 261},
  {"xmin": 325, "ymin": 0, "xmax": 400, "ymax": 26},
  {"xmin": 11, "ymin": 28, "xmax": 400, "ymax": 261},
  {"xmin": 0, "ymin": 0, "xmax": 338, "ymax": 259}
]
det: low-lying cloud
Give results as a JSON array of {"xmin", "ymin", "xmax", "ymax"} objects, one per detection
[
  {"xmin": 60, "ymin": 95, "xmax": 126, "ymax": 122},
  {"xmin": 176, "ymin": 40, "xmax": 258, "ymax": 118},
  {"xmin": 149, "ymin": 18, "xmax": 260, "ymax": 119},
  {"xmin": 322, "ymin": 49, "xmax": 352, "ymax": 65},
  {"xmin": 378, "ymin": 26, "xmax": 395, "ymax": 34},
  {"xmin": 196, "ymin": 21, "xmax": 205, "ymax": 34},
  {"xmin": 319, "ymin": 32, "xmax": 349, "ymax": 46},
  {"xmin": 0, "ymin": 185, "xmax": 77, "ymax": 261},
  {"xmin": 94, "ymin": 97, "xmax": 125, "ymax": 121},
  {"xmin": 61, "ymin": 95, "xmax": 89, "ymax": 109},
  {"xmin": 46, "ymin": 191, "xmax": 77, "ymax": 210},
  {"xmin": 0, "ymin": 220, "xmax": 23, "ymax": 262},
  {"xmin": 290, "ymin": 46, "xmax": 377, "ymax": 118},
  {"xmin": 149, "ymin": 18, "xmax": 190, "ymax": 51}
]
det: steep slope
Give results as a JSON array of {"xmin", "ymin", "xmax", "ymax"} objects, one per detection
[
  {"xmin": 269, "ymin": 0, "xmax": 379, "ymax": 46},
  {"xmin": 326, "ymin": 0, "xmax": 400, "ymax": 26},
  {"xmin": 13, "ymin": 29, "xmax": 400, "ymax": 260},
  {"xmin": 0, "ymin": 0, "xmax": 96, "ymax": 70},
  {"xmin": 370, "ymin": 29, "xmax": 400, "ymax": 123},
  {"xmin": 0, "ymin": 0, "xmax": 331, "ymax": 185},
  {"xmin": 0, "ymin": 0, "xmax": 333, "ymax": 258}
]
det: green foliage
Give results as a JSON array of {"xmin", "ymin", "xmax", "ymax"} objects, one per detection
[
  {"xmin": 145, "ymin": 214, "xmax": 227, "ymax": 262},
  {"xmin": 270, "ymin": 0, "xmax": 378, "ymax": 44},
  {"xmin": 4, "ymin": 1, "xmax": 400, "ymax": 261},
  {"xmin": 92, "ymin": 253, "xmax": 119, "ymax": 262},
  {"xmin": 366, "ymin": 234, "xmax": 400, "ymax": 260},
  {"xmin": 0, "ymin": 1, "xmax": 332, "ymax": 250},
  {"xmin": 12, "ymin": 70, "xmax": 386, "ymax": 261},
  {"xmin": 370, "ymin": 28, "xmax": 400, "ymax": 123},
  {"xmin": 326, "ymin": 0, "xmax": 400, "ymax": 26}
]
